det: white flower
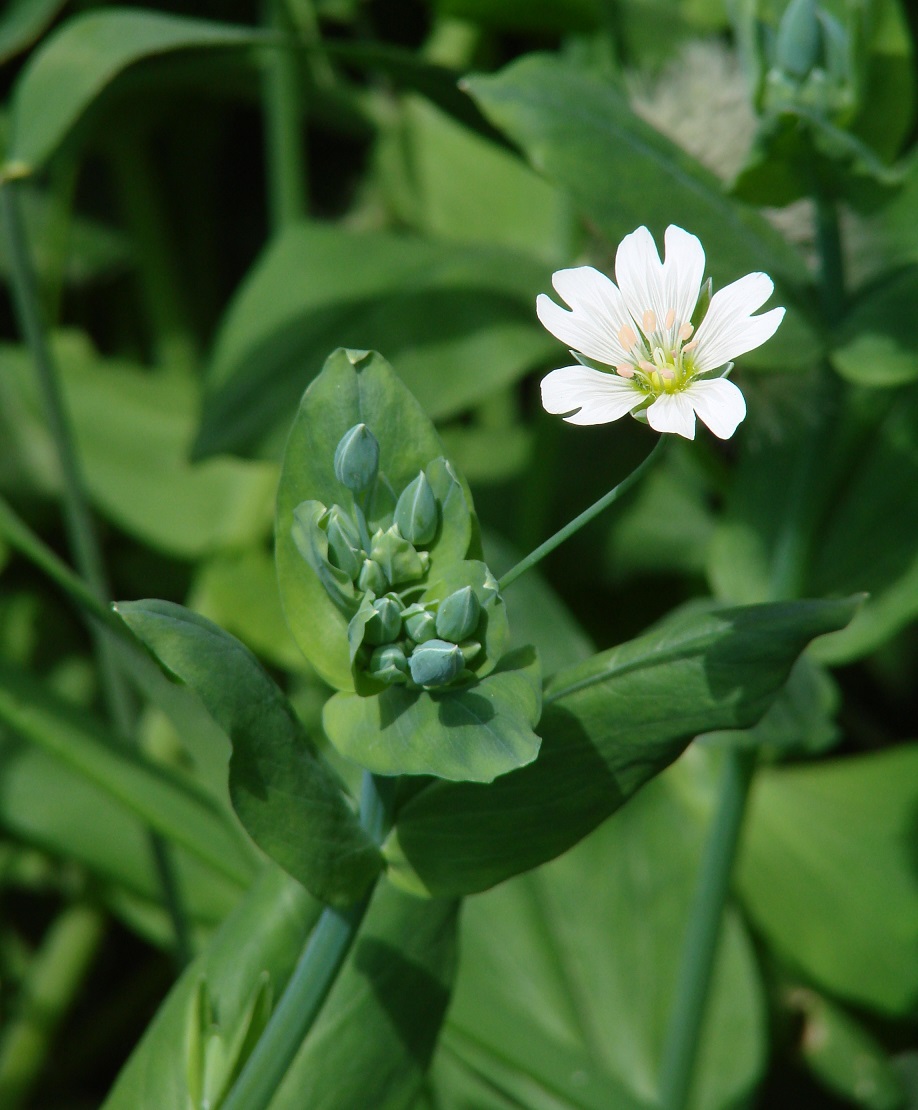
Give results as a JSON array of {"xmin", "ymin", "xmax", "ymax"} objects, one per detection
[{"xmin": 537, "ymin": 225, "xmax": 785, "ymax": 440}]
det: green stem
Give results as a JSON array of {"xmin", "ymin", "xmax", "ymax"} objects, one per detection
[
  {"xmin": 0, "ymin": 180, "xmax": 191, "ymax": 967},
  {"xmin": 659, "ymin": 189, "xmax": 846, "ymax": 1110},
  {"xmin": 263, "ymin": 0, "xmax": 307, "ymax": 234},
  {"xmin": 0, "ymin": 904, "xmax": 105, "ymax": 1109},
  {"xmin": 221, "ymin": 772, "xmax": 396, "ymax": 1110},
  {"xmin": 499, "ymin": 436, "xmax": 665, "ymax": 591},
  {"xmin": 658, "ymin": 747, "xmax": 757, "ymax": 1110}
]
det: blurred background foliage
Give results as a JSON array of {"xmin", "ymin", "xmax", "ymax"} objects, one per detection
[{"xmin": 0, "ymin": 0, "xmax": 917, "ymax": 1106}]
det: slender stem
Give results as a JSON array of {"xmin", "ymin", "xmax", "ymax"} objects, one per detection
[
  {"xmin": 0, "ymin": 904, "xmax": 105, "ymax": 1109},
  {"xmin": 658, "ymin": 747, "xmax": 757, "ymax": 1110},
  {"xmin": 221, "ymin": 772, "xmax": 396, "ymax": 1110},
  {"xmin": 499, "ymin": 436, "xmax": 665, "ymax": 591},
  {"xmin": 659, "ymin": 188, "xmax": 846, "ymax": 1110},
  {"xmin": 263, "ymin": 0, "xmax": 307, "ymax": 234},
  {"xmin": 0, "ymin": 180, "xmax": 191, "ymax": 966}
]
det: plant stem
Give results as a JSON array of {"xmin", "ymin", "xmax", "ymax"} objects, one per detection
[
  {"xmin": 658, "ymin": 747, "xmax": 757, "ymax": 1110},
  {"xmin": 263, "ymin": 0, "xmax": 307, "ymax": 235},
  {"xmin": 221, "ymin": 772, "xmax": 396, "ymax": 1110},
  {"xmin": 659, "ymin": 188, "xmax": 846, "ymax": 1110},
  {"xmin": 499, "ymin": 436, "xmax": 665, "ymax": 591},
  {"xmin": 0, "ymin": 904, "xmax": 105, "ymax": 1109},
  {"xmin": 0, "ymin": 179, "xmax": 191, "ymax": 967}
]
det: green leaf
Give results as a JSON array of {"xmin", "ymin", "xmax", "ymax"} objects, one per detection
[
  {"xmin": 0, "ymin": 0, "xmax": 67, "ymax": 65},
  {"xmin": 116, "ymin": 600, "xmax": 382, "ymax": 908},
  {"xmin": 791, "ymin": 989, "xmax": 907, "ymax": 1110},
  {"xmin": 384, "ymin": 597, "xmax": 858, "ymax": 897},
  {"xmin": 275, "ymin": 347, "xmax": 477, "ymax": 691},
  {"xmin": 832, "ymin": 266, "xmax": 918, "ymax": 387},
  {"xmin": 378, "ymin": 96, "xmax": 569, "ymax": 263},
  {"xmin": 0, "ymin": 732, "xmax": 244, "ymax": 950},
  {"xmin": 464, "ymin": 54, "xmax": 819, "ymax": 372},
  {"xmin": 5, "ymin": 9, "xmax": 260, "ymax": 174},
  {"xmin": 434, "ymin": 759, "xmax": 765, "ymax": 1110},
  {"xmin": 195, "ymin": 224, "xmax": 554, "ymax": 458},
  {"xmin": 0, "ymin": 658, "xmax": 257, "ymax": 888},
  {"xmin": 103, "ymin": 865, "xmax": 318, "ymax": 1110},
  {"xmin": 737, "ymin": 745, "xmax": 918, "ymax": 1015},
  {"xmin": 709, "ymin": 384, "xmax": 918, "ymax": 664},
  {"xmin": 323, "ymin": 647, "xmax": 542, "ymax": 783},
  {"xmin": 270, "ymin": 880, "xmax": 459, "ymax": 1110},
  {"xmin": 0, "ymin": 334, "xmax": 276, "ymax": 557}
]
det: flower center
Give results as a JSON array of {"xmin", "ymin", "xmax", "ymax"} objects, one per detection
[{"xmin": 616, "ymin": 310, "xmax": 698, "ymax": 395}]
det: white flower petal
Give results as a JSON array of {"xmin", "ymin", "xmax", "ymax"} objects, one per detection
[
  {"xmin": 536, "ymin": 265, "xmax": 633, "ymax": 365},
  {"xmin": 685, "ymin": 378, "xmax": 746, "ymax": 440},
  {"xmin": 615, "ymin": 226, "xmax": 667, "ymax": 338},
  {"xmin": 662, "ymin": 225, "xmax": 705, "ymax": 342},
  {"xmin": 692, "ymin": 272, "xmax": 785, "ymax": 371},
  {"xmin": 646, "ymin": 392, "xmax": 697, "ymax": 439},
  {"xmin": 540, "ymin": 365, "xmax": 644, "ymax": 425}
]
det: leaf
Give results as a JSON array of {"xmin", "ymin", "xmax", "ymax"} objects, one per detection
[
  {"xmin": 379, "ymin": 96, "xmax": 568, "ymax": 263},
  {"xmin": 323, "ymin": 647, "xmax": 542, "ymax": 783},
  {"xmin": 5, "ymin": 9, "xmax": 260, "ymax": 174},
  {"xmin": 195, "ymin": 224, "xmax": 554, "ymax": 458},
  {"xmin": 0, "ymin": 732, "xmax": 245, "ymax": 950},
  {"xmin": 275, "ymin": 347, "xmax": 477, "ymax": 691},
  {"xmin": 0, "ymin": 334, "xmax": 276, "ymax": 557},
  {"xmin": 0, "ymin": 0, "xmax": 67, "ymax": 65},
  {"xmin": 434, "ymin": 759, "xmax": 766, "ymax": 1110},
  {"xmin": 709, "ymin": 384, "xmax": 918, "ymax": 664},
  {"xmin": 0, "ymin": 658, "xmax": 257, "ymax": 888},
  {"xmin": 116, "ymin": 600, "xmax": 382, "ymax": 908},
  {"xmin": 791, "ymin": 989, "xmax": 907, "ymax": 1110},
  {"xmin": 463, "ymin": 54, "xmax": 820, "ymax": 372},
  {"xmin": 384, "ymin": 597, "xmax": 858, "ymax": 897},
  {"xmin": 103, "ymin": 865, "xmax": 319, "ymax": 1110},
  {"xmin": 832, "ymin": 266, "xmax": 918, "ymax": 387},
  {"xmin": 271, "ymin": 880, "xmax": 459, "ymax": 1110},
  {"xmin": 737, "ymin": 745, "xmax": 918, "ymax": 1015}
]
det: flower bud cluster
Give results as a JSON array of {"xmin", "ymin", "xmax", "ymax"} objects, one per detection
[{"xmin": 294, "ymin": 424, "xmax": 495, "ymax": 692}]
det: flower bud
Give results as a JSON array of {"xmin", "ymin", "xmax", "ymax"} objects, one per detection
[
  {"xmin": 775, "ymin": 0, "xmax": 821, "ymax": 80},
  {"xmin": 370, "ymin": 526, "xmax": 426, "ymax": 587},
  {"xmin": 367, "ymin": 644, "xmax": 409, "ymax": 685},
  {"xmin": 408, "ymin": 639, "xmax": 464, "ymax": 688},
  {"xmin": 435, "ymin": 585, "xmax": 481, "ymax": 643},
  {"xmin": 323, "ymin": 506, "xmax": 363, "ymax": 579},
  {"xmin": 394, "ymin": 471, "xmax": 438, "ymax": 547},
  {"xmin": 402, "ymin": 603, "xmax": 437, "ymax": 644},
  {"xmin": 364, "ymin": 594, "xmax": 403, "ymax": 645},
  {"xmin": 333, "ymin": 423, "xmax": 379, "ymax": 493},
  {"xmin": 357, "ymin": 557, "xmax": 388, "ymax": 595}
]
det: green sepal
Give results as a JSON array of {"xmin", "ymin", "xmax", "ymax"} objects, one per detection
[
  {"xmin": 407, "ymin": 639, "xmax": 465, "ymax": 688},
  {"xmin": 369, "ymin": 525, "xmax": 427, "ymax": 587},
  {"xmin": 322, "ymin": 647, "xmax": 542, "ymax": 783},
  {"xmin": 323, "ymin": 505, "xmax": 363, "ymax": 580},
  {"xmin": 333, "ymin": 422, "xmax": 380, "ymax": 493},
  {"xmin": 422, "ymin": 560, "xmax": 508, "ymax": 681},
  {"xmin": 436, "ymin": 585, "xmax": 481, "ymax": 643},
  {"xmin": 394, "ymin": 470, "xmax": 438, "ymax": 546},
  {"xmin": 291, "ymin": 500, "xmax": 356, "ymax": 616}
]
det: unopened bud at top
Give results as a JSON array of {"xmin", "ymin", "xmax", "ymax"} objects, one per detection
[
  {"xmin": 435, "ymin": 586, "xmax": 481, "ymax": 643},
  {"xmin": 334, "ymin": 424, "xmax": 379, "ymax": 493},
  {"xmin": 775, "ymin": 0, "xmax": 821, "ymax": 79},
  {"xmin": 394, "ymin": 471, "xmax": 438, "ymax": 546}
]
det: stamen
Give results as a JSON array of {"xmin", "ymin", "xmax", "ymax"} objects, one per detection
[
  {"xmin": 658, "ymin": 368, "xmax": 675, "ymax": 380},
  {"xmin": 642, "ymin": 310, "xmax": 657, "ymax": 334},
  {"xmin": 683, "ymin": 339, "xmax": 698, "ymax": 352},
  {"xmin": 616, "ymin": 363, "xmax": 635, "ymax": 378},
  {"xmin": 664, "ymin": 308, "xmax": 676, "ymax": 329},
  {"xmin": 678, "ymin": 323, "xmax": 694, "ymax": 341},
  {"xmin": 639, "ymin": 360, "xmax": 655, "ymax": 373},
  {"xmin": 618, "ymin": 324, "xmax": 638, "ymax": 350}
]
